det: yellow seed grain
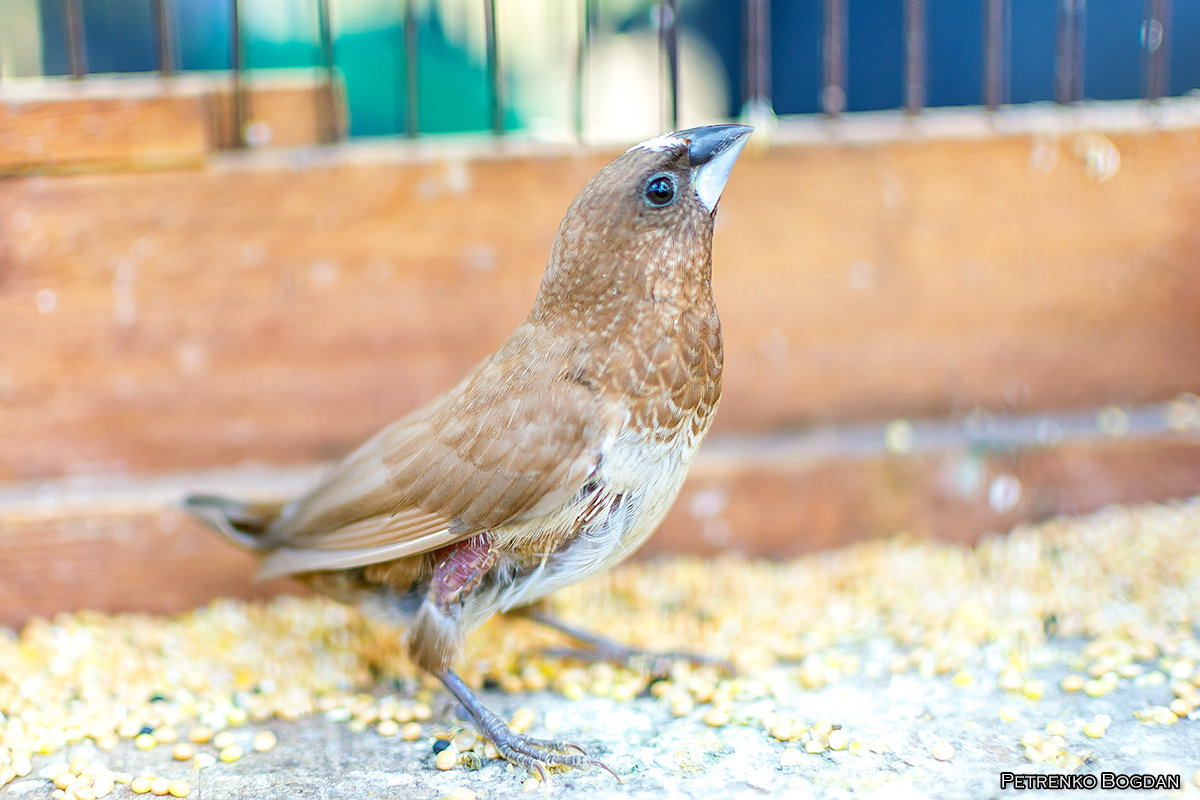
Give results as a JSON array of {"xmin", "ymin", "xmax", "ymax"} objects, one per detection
[
  {"xmin": 997, "ymin": 705, "xmax": 1019, "ymax": 722},
  {"xmin": 827, "ymin": 730, "xmax": 849, "ymax": 751},
  {"xmin": 212, "ymin": 731, "xmax": 236, "ymax": 750},
  {"xmin": 510, "ymin": 708, "xmax": 535, "ymax": 734},
  {"xmin": 75, "ymin": 786, "xmax": 97, "ymax": 800},
  {"xmin": 1082, "ymin": 679, "xmax": 1107, "ymax": 697},
  {"xmin": 804, "ymin": 739, "xmax": 826, "ymax": 754},
  {"xmin": 951, "ymin": 671, "xmax": 975, "ymax": 688},
  {"xmin": 401, "ymin": 723, "xmax": 422, "ymax": 742},
  {"xmin": 669, "ymin": 695, "xmax": 694, "ymax": 717},
  {"xmin": 152, "ymin": 727, "xmax": 178, "ymax": 745},
  {"xmin": 1044, "ymin": 721, "xmax": 1067, "ymax": 736},
  {"xmin": 1082, "ymin": 722, "xmax": 1106, "ymax": 738},
  {"xmin": 769, "ymin": 719, "xmax": 794, "ymax": 741},
  {"xmin": 1019, "ymin": 731, "xmax": 1041, "ymax": 747},
  {"xmin": 54, "ymin": 771, "xmax": 75, "ymax": 790},
  {"xmin": 167, "ymin": 780, "xmax": 190, "ymax": 798},
  {"xmin": 1153, "ymin": 708, "xmax": 1177, "ymax": 725},
  {"xmin": 0, "ymin": 767, "xmax": 16, "ymax": 787},
  {"xmin": 1169, "ymin": 698, "xmax": 1191, "ymax": 717},
  {"xmin": 68, "ymin": 755, "xmax": 90, "ymax": 774},
  {"xmin": 226, "ymin": 708, "xmax": 249, "ymax": 727},
  {"xmin": 134, "ymin": 734, "xmax": 157, "ymax": 751},
  {"xmin": 412, "ymin": 704, "xmax": 432, "ymax": 722},
  {"xmin": 703, "ymin": 708, "xmax": 729, "ymax": 727},
  {"xmin": 812, "ymin": 720, "xmax": 834, "ymax": 737},
  {"xmin": 483, "ymin": 741, "xmax": 500, "ymax": 760},
  {"xmin": 1059, "ymin": 674, "xmax": 1085, "ymax": 692},
  {"xmin": 435, "ymin": 749, "xmax": 457, "ymax": 771},
  {"xmin": 219, "ymin": 745, "xmax": 243, "ymax": 763},
  {"xmin": 1021, "ymin": 680, "xmax": 1045, "ymax": 700},
  {"xmin": 253, "ymin": 731, "xmax": 278, "ymax": 752},
  {"xmin": 187, "ymin": 728, "xmax": 214, "ymax": 745},
  {"xmin": 376, "ymin": 719, "xmax": 399, "ymax": 738},
  {"xmin": 931, "ymin": 742, "xmax": 955, "ymax": 761},
  {"xmin": 522, "ymin": 777, "xmax": 541, "ymax": 792},
  {"xmin": 451, "ymin": 732, "xmax": 477, "ymax": 751},
  {"xmin": 172, "ymin": 743, "xmax": 194, "ymax": 761},
  {"xmin": 149, "ymin": 776, "xmax": 170, "ymax": 796},
  {"xmin": 447, "ymin": 789, "xmax": 477, "ymax": 800}
]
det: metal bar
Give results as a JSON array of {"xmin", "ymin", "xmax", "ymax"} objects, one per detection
[
  {"xmin": 315, "ymin": 0, "xmax": 339, "ymax": 143},
  {"xmin": 483, "ymin": 0, "xmax": 502, "ymax": 134},
  {"xmin": 822, "ymin": 0, "xmax": 846, "ymax": 116},
  {"xmin": 982, "ymin": 0, "xmax": 1008, "ymax": 109},
  {"xmin": 904, "ymin": 0, "xmax": 926, "ymax": 113},
  {"xmin": 230, "ymin": 0, "xmax": 246, "ymax": 147},
  {"xmin": 744, "ymin": 0, "xmax": 773, "ymax": 115},
  {"xmin": 657, "ymin": 0, "xmax": 680, "ymax": 131},
  {"xmin": 574, "ymin": 0, "xmax": 595, "ymax": 141},
  {"xmin": 1142, "ymin": 0, "xmax": 1171, "ymax": 101},
  {"xmin": 404, "ymin": 0, "xmax": 419, "ymax": 137},
  {"xmin": 63, "ymin": 0, "xmax": 87, "ymax": 79},
  {"xmin": 1055, "ymin": 0, "xmax": 1086, "ymax": 104},
  {"xmin": 151, "ymin": 0, "xmax": 175, "ymax": 75}
]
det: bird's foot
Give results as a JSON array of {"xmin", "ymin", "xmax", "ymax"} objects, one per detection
[
  {"xmin": 437, "ymin": 668, "xmax": 619, "ymax": 782},
  {"xmin": 483, "ymin": 725, "xmax": 617, "ymax": 782},
  {"xmin": 525, "ymin": 611, "xmax": 734, "ymax": 676}
]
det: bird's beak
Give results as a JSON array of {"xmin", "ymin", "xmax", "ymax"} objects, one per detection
[{"xmin": 679, "ymin": 124, "xmax": 754, "ymax": 213}]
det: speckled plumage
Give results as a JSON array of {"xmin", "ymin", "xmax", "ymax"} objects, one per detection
[{"xmin": 187, "ymin": 125, "xmax": 752, "ymax": 776}]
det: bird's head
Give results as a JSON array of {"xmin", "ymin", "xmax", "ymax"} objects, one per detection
[{"xmin": 534, "ymin": 124, "xmax": 752, "ymax": 323}]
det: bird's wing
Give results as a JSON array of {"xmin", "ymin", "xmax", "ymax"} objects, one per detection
[{"xmin": 256, "ymin": 328, "xmax": 619, "ymax": 580}]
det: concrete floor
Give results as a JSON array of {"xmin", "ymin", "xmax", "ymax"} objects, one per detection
[{"xmin": 7, "ymin": 638, "xmax": 1197, "ymax": 800}]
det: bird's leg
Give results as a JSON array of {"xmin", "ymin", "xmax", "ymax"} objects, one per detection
[
  {"xmin": 435, "ymin": 668, "xmax": 617, "ymax": 781},
  {"xmin": 418, "ymin": 539, "xmax": 617, "ymax": 780},
  {"xmin": 519, "ymin": 608, "xmax": 734, "ymax": 676}
]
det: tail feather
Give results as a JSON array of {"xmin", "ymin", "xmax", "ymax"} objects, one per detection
[{"xmin": 184, "ymin": 494, "xmax": 285, "ymax": 552}]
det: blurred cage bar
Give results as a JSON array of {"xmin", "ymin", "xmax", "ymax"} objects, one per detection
[{"xmin": 22, "ymin": 0, "xmax": 1185, "ymax": 144}]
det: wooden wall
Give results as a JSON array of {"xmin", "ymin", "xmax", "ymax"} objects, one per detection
[{"xmin": 2, "ymin": 81, "xmax": 1199, "ymax": 623}]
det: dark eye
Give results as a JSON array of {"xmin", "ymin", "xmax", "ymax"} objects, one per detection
[{"xmin": 644, "ymin": 175, "xmax": 676, "ymax": 207}]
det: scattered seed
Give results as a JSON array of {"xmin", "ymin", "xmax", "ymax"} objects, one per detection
[
  {"xmin": 219, "ymin": 745, "xmax": 243, "ymax": 763},
  {"xmin": 167, "ymin": 780, "xmax": 190, "ymax": 798},
  {"xmin": 253, "ymin": 731, "xmax": 278, "ymax": 752},
  {"xmin": 435, "ymin": 749, "xmax": 457, "ymax": 771},
  {"xmin": 931, "ymin": 742, "xmax": 955, "ymax": 761},
  {"xmin": 149, "ymin": 776, "xmax": 170, "ymax": 796}
]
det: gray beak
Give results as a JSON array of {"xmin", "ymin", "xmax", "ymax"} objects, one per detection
[{"xmin": 679, "ymin": 124, "xmax": 754, "ymax": 213}]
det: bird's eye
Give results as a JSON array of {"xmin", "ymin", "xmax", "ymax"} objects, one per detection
[{"xmin": 644, "ymin": 175, "xmax": 676, "ymax": 207}]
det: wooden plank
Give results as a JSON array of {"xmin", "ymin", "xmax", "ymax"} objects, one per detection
[
  {"xmin": 0, "ymin": 90, "xmax": 208, "ymax": 172},
  {"xmin": 0, "ymin": 73, "xmax": 341, "ymax": 172},
  {"xmin": 1, "ymin": 111, "xmax": 1198, "ymax": 480},
  {"xmin": 3, "ymin": 425, "xmax": 1197, "ymax": 627}
]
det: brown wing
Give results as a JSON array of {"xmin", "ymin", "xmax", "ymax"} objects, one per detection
[{"xmin": 256, "ymin": 324, "xmax": 618, "ymax": 580}]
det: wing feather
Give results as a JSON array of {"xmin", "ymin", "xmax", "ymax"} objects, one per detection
[{"xmin": 256, "ymin": 325, "xmax": 617, "ymax": 579}]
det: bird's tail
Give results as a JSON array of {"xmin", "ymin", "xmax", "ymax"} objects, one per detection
[{"xmin": 183, "ymin": 494, "xmax": 285, "ymax": 552}]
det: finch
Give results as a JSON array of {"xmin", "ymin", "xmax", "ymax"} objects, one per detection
[{"xmin": 186, "ymin": 123, "xmax": 752, "ymax": 777}]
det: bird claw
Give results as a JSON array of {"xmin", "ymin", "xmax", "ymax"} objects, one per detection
[{"xmin": 487, "ymin": 728, "xmax": 618, "ymax": 782}]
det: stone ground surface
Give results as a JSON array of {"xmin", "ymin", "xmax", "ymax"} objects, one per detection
[
  {"xmin": 4, "ymin": 640, "xmax": 1198, "ymax": 800},
  {"xmin": 6, "ymin": 499, "xmax": 1200, "ymax": 800}
]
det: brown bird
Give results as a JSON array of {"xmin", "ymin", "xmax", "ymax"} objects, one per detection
[{"xmin": 186, "ymin": 123, "xmax": 752, "ymax": 777}]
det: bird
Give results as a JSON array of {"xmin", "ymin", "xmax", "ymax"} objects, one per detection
[{"xmin": 185, "ymin": 123, "xmax": 753, "ymax": 778}]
